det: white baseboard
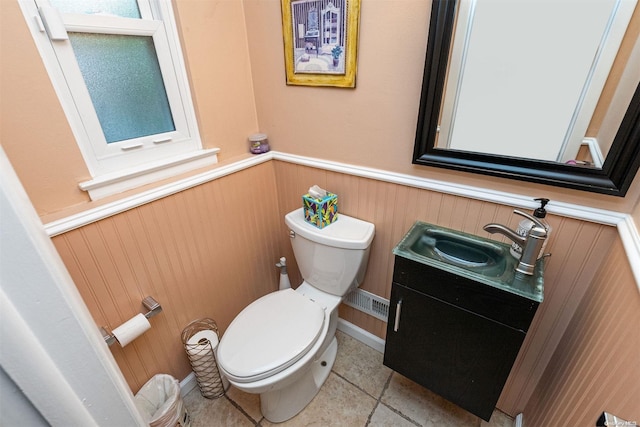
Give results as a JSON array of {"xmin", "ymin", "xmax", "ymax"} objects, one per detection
[
  {"xmin": 337, "ymin": 318, "xmax": 386, "ymax": 354},
  {"xmin": 179, "ymin": 372, "xmax": 198, "ymax": 397}
]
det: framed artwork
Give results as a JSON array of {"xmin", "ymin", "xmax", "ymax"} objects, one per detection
[{"xmin": 281, "ymin": 0, "xmax": 360, "ymax": 88}]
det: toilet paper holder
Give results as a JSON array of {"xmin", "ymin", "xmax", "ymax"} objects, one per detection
[{"xmin": 100, "ymin": 296, "xmax": 163, "ymax": 346}]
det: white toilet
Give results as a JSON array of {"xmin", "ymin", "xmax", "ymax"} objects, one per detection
[{"xmin": 216, "ymin": 207, "xmax": 375, "ymax": 423}]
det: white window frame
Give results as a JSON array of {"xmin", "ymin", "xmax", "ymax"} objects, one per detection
[{"xmin": 18, "ymin": 0, "xmax": 219, "ymax": 200}]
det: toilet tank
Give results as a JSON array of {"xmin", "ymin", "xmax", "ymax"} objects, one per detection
[{"xmin": 285, "ymin": 208, "xmax": 375, "ymax": 296}]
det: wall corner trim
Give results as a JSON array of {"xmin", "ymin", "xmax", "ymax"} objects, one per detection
[
  {"xmin": 618, "ymin": 215, "xmax": 640, "ymax": 289},
  {"xmin": 43, "ymin": 151, "xmax": 640, "ymax": 291},
  {"xmin": 514, "ymin": 413, "xmax": 524, "ymax": 427}
]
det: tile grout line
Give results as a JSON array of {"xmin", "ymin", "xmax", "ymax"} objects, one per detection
[
  {"xmin": 364, "ymin": 371, "xmax": 393, "ymax": 426},
  {"xmin": 329, "ymin": 363, "xmax": 395, "ymax": 426},
  {"xmin": 364, "ymin": 372, "xmax": 422, "ymax": 427},
  {"xmin": 330, "ymin": 370, "xmax": 380, "ymax": 401},
  {"xmin": 223, "ymin": 393, "xmax": 262, "ymax": 426},
  {"xmin": 330, "ymin": 333, "xmax": 423, "ymax": 426}
]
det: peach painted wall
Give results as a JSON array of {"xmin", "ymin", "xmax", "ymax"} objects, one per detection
[
  {"xmin": 587, "ymin": 1, "xmax": 640, "ymax": 138},
  {"xmin": 243, "ymin": 0, "xmax": 640, "ymax": 214},
  {"xmin": 0, "ymin": 0, "xmax": 259, "ymax": 218},
  {"xmin": 0, "ymin": 0, "xmax": 90, "ymax": 213},
  {"xmin": 2, "ymin": 0, "xmax": 640, "ymax": 216}
]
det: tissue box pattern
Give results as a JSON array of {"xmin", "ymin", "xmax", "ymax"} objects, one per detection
[{"xmin": 303, "ymin": 193, "xmax": 338, "ymax": 228}]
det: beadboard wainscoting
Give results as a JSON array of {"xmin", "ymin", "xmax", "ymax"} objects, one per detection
[
  {"xmin": 46, "ymin": 153, "xmax": 638, "ymax": 420},
  {"xmin": 523, "ymin": 238, "xmax": 640, "ymax": 426},
  {"xmin": 51, "ymin": 162, "xmax": 282, "ymax": 392}
]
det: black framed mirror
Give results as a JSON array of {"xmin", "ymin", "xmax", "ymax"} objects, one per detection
[{"xmin": 413, "ymin": 0, "xmax": 640, "ymax": 196}]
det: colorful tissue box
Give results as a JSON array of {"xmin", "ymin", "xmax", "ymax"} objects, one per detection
[{"xmin": 303, "ymin": 192, "xmax": 338, "ymax": 229}]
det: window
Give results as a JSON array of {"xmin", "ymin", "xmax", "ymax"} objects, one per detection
[{"xmin": 20, "ymin": 0, "xmax": 219, "ymax": 199}]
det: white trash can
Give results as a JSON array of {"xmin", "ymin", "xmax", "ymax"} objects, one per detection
[{"xmin": 134, "ymin": 374, "xmax": 190, "ymax": 427}]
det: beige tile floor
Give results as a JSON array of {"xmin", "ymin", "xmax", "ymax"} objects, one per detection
[{"xmin": 184, "ymin": 331, "xmax": 514, "ymax": 427}]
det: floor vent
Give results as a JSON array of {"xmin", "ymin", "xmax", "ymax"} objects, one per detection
[{"xmin": 343, "ymin": 289, "xmax": 390, "ymax": 322}]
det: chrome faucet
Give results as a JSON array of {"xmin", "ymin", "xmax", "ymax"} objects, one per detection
[{"xmin": 483, "ymin": 210, "xmax": 548, "ymax": 275}]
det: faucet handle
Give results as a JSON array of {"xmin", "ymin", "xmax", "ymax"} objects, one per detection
[{"xmin": 513, "ymin": 209, "xmax": 546, "ymax": 230}]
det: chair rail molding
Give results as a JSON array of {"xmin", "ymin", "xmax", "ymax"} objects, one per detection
[{"xmin": 43, "ymin": 151, "xmax": 640, "ymax": 290}]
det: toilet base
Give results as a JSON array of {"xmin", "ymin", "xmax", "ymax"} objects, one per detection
[{"xmin": 260, "ymin": 336, "xmax": 338, "ymax": 423}]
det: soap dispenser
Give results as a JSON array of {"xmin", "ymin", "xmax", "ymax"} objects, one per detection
[{"xmin": 510, "ymin": 198, "xmax": 552, "ymax": 259}]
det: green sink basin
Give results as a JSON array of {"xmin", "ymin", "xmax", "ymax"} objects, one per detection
[
  {"xmin": 408, "ymin": 228, "xmax": 507, "ymax": 277},
  {"xmin": 393, "ymin": 221, "xmax": 544, "ymax": 302}
]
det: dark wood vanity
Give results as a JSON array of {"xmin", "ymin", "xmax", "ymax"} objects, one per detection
[{"xmin": 383, "ymin": 255, "xmax": 539, "ymax": 421}]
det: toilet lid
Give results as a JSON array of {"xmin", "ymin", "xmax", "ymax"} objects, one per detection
[{"xmin": 218, "ymin": 289, "xmax": 325, "ymax": 382}]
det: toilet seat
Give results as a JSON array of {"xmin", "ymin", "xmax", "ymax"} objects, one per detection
[{"xmin": 217, "ymin": 289, "xmax": 325, "ymax": 383}]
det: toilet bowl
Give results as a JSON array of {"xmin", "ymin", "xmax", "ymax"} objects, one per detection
[{"xmin": 216, "ymin": 208, "xmax": 374, "ymax": 423}]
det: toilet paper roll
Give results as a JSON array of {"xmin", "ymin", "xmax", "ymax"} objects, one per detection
[
  {"xmin": 186, "ymin": 330, "xmax": 219, "ymax": 357},
  {"xmin": 112, "ymin": 313, "xmax": 151, "ymax": 347},
  {"xmin": 186, "ymin": 330, "xmax": 230, "ymax": 391}
]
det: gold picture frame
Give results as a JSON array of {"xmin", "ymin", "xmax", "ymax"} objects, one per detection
[{"xmin": 281, "ymin": 0, "xmax": 360, "ymax": 88}]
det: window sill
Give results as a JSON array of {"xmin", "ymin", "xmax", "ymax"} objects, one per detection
[{"xmin": 78, "ymin": 148, "xmax": 220, "ymax": 200}]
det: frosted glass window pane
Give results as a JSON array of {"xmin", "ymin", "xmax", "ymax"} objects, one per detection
[
  {"xmin": 50, "ymin": 0, "xmax": 140, "ymax": 18},
  {"xmin": 69, "ymin": 33, "xmax": 175, "ymax": 143}
]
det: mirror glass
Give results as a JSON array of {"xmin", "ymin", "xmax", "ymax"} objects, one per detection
[{"xmin": 414, "ymin": 0, "xmax": 640, "ymax": 196}]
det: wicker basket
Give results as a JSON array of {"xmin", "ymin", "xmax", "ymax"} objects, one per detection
[{"xmin": 181, "ymin": 318, "xmax": 226, "ymax": 399}]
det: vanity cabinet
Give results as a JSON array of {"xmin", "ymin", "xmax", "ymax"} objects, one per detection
[{"xmin": 383, "ymin": 256, "xmax": 539, "ymax": 421}]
